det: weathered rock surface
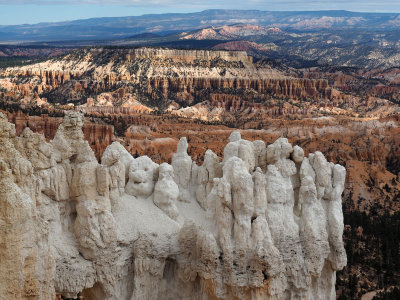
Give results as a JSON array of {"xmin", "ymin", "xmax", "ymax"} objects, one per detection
[
  {"xmin": 2, "ymin": 47, "xmax": 398, "ymax": 123},
  {"xmin": 0, "ymin": 112, "xmax": 346, "ymax": 300},
  {"xmin": 0, "ymin": 48, "xmax": 339, "ymax": 110},
  {"xmin": 3, "ymin": 110, "xmax": 114, "ymax": 159}
]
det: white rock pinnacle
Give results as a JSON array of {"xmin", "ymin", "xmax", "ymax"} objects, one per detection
[{"xmin": 0, "ymin": 112, "xmax": 347, "ymax": 300}]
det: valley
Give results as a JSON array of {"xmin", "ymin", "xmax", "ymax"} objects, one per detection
[{"xmin": 1, "ymin": 16, "xmax": 400, "ymax": 297}]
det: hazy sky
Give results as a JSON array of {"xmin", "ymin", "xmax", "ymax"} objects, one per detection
[{"xmin": 1, "ymin": 0, "xmax": 400, "ymax": 25}]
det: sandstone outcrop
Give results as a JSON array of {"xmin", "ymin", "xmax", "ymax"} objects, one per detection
[
  {"xmin": 0, "ymin": 112, "xmax": 346, "ymax": 300},
  {"xmin": 3, "ymin": 47, "xmax": 397, "ymax": 122},
  {"xmin": 0, "ymin": 47, "xmax": 341, "ymax": 113}
]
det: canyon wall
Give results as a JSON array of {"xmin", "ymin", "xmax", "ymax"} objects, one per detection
[
  {"xmin": 0, "ymin": 111, "xmax": 346, "ymax": 300},
  {"xmin": 0, "ymin": 48, "xmax": 341, "ymax": 111},
  {"xmin": 3, "ymin": 47, "xmax": 397, "ymax": 122}
]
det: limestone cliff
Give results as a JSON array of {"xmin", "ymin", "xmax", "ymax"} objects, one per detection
[{"xmin": 0, "ymin": 111, "xmax": 346, "ymax": 300}]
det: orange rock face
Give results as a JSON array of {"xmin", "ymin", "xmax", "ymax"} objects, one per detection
[
  {"xmin": 2, "ymin": 47, "xmax": 398, "ymax": 123},
  {"xmin": 147, "ymin": 76, "xmax": 334, "ymax": 103},
  {"xmin": 0, "ymin": 48, "xmax": 352, "ymax": 116},
  {"xmin": 3, "ymin": 110, "xmax": 114, "ymax": 159}
]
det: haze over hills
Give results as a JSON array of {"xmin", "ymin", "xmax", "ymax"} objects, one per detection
[
  {"xmin": 4, "ymin": 19, "xmax": 400, "ymax": 70},
  {"xmin": 3, "ymin": 9, "xmax": 400, "ymax": 42}
]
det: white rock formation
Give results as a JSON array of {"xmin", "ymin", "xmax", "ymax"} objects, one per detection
[
  {"xmin": 0, "ymin": 112, "xmax": 347, "ymax": 300},
  {"xmin": 223, "ymin": 130, "xmax": 256, "ymax": 172},
  {"xmin": 172, "ymin": 137, "xmax": 192, "ymax": 202},
  {"xmin": 153, "ymin": 162, "xmax": 180, "ymax": 220},
  {"xmin": 125, "ymin": 156, "xmax": 158, "ymax": 198},
  {"xmin": 195, "ymin": 149, "xmax": 222, "ymax": 210}
]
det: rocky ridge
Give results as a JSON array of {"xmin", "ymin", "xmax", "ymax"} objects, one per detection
[
  {"xmin": 2, "ymin": 47, "xmax": 397, "ymax": 121},
  {"xmin": 5, "ymin": 10, "xmax": 400, "ymax": 42},
  {"xmin": 0, "ymin": 47, "xmax": 344, "ymax": 114},
  {"xmin": 0, "ymin": 111, "xmax": 346, "ymax": 299},
  {"xmin": 179, "ymin": 24, "xmax": 280, "ymax": 40}
]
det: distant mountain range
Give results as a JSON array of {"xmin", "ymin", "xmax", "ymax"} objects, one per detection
[{"xmin": 2, "ymin": 9, "xmax": 400, "ymax": 42}]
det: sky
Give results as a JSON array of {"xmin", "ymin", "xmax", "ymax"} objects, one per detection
[{"xmin": 1, "ymin": 0, "xmax": 400, "ymax": 25}]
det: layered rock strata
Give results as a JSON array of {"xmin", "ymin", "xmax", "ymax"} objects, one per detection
[
  {"xmin": 0, "ymin": 111, "xmax": 346, "ymax": 300},
  {"xmin": 1, "ymin": 47, "xmax": 339, "ymax": 108}
]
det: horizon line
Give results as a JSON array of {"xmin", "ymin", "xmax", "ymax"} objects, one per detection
[{"xmin": 1, "ymin": 8, "xmax": 399, "ymax": 27}]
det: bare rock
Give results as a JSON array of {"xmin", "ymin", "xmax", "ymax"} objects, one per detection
[
  {"xmin": 153, "ymin": 163, "xmax": 180, "ymax": 220},
  {"xmin": 125, "ymin": 156, "xmax": 158, "ymax": 198},
  {"xmin": 0, "ymin": 111, "xmax": 347, "ymax": 300}
]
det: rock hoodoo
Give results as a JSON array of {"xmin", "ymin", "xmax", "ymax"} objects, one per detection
[
  {"xmin": 0, "ymin": 111, "xmax": 346, "ymax": 300},
  {"xmin": 1, "ymin": 48, "xmax": 339, "ymax": 112}
]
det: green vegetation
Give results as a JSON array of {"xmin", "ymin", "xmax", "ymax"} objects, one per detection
[
  {"xmin": 336, "ymin": 210, "xmax": 400, "ymax": 299},
  {"xmin": 0, "ymin": 100, "xmax": 64, "ymax": 117},
  {"xmin": 113, "ymin": 115, "xmax": 128, "ymax": 137},
  {"xmin": 0, "ymin": 56, "xmax": 48, "ymax": 68}
]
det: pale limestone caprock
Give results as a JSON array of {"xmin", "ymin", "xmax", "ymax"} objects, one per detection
[{"xmin": 0, "ymin": 113, "xmax": 346, "ymax": 300}]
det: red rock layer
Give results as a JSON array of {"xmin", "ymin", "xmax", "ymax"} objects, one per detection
[
  {"xmin": 4, "ymin": 110, "xmax": 114, "ymax": 159},
  {"xmin": 147, "ymin": 77, "xmax": 335, "ymax": 103}
]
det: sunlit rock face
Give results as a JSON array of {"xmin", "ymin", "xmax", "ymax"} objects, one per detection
[{"xmin": 0, "ymin": 111, "xmax": 346, "ymax": 300}]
